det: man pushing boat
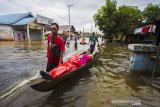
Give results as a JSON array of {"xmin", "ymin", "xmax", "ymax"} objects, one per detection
[
  {"xmin": 89, "ymin": 32, "xmax": 100, "ymax": 54},
  {"xmin": 46, "ymin": 23, "xmax": 65, "ymax": 72}
]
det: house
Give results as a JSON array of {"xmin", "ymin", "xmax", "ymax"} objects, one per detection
[
  {"xmin": 0, "ymin": 12, "xmax": 54, "ymax": 41},
  {"xmin": 59, "ymin": 25, "xmax": 76, "ymax": 40},
  {"xmin": 59, "ymin": 25, "xmax": 76, "ymax": 33},
  {"xmin": 59, "ymin": 25, "xmax": 76, "ymax": 38},
  {"xmin": 127, "ymin": 33, "xmax": 154, "ymax": 44},
  {"xmin": 127, "ymin": 24, "xmax": 156, "ymax": 44}
]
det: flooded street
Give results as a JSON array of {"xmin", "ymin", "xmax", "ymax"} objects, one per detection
[{"xmin": 0, "ymin": 40, "xmax": 160, "ymax": 107}]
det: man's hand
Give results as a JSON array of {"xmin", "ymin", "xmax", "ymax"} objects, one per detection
[
  {"xmin": 59, "ymin": 60, "xmax": 63, "ymax": 65},
  {"xmin": 59, "ymin": 51, "xmax": 64, "ymax": 65},
  {"xmin": 97, "ymin": 44, "xmax": 100, "ymax": 48}
]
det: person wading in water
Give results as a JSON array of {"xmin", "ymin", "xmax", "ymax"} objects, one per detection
[
  {"xmin": 89, "ymin": 32, "xmax": 99, "ymax": 54},
  {"xmin": 40, "ymin": 23, "xmax": 65, "ymax": 79}
]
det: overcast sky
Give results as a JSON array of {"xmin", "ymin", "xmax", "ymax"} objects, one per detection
[{"xmin": 0, "ymin": 0, "xmax": 159, "ymax": 33}]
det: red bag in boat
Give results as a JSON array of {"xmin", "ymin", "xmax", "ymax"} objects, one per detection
[
  {"xmin": 68, "ymin": 55, "xmax": 81, "ymax": 68},
  {"xmin": 49, "ymin": 65, "xmax": 69, "ymax": 78},
  {"xmin": 49, "ymin": 62, "xmax": 77, "ymax": 78},
  {"xmin": 63, "ymin": 62, "xmax": 77, "ymax": 72},
  {"xmin": 79, "ymin": 54, "xmax": 92, "ymax": 66}
]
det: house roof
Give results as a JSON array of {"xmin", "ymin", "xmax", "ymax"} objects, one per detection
[
  {"xmin": 0, "ymin": 12, "xmax": 36, "ymax": 25},
  {"xmin": 59, "ymin": 25, "xmax": 76, "ymax": 32},
  {"xmin": 13, "ymin": 17, "xmax": 36, "ymax": 25},
  {"xmin": 134, "ymin": 20, "xmax": 160, "ymax": 28}
]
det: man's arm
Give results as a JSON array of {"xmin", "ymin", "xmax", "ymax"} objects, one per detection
[
  {"xmin": 47, "ymin": 47, "xmax": 48, "ymax": 58},
  {"xmin": 59, "ymin": 38, "xmax": 65, "ymax": 65},
  {"xmin": 88, "ymin": 36, "xmax": 91, "ymax": 44},
  {"xmin": 47, "ymin": 35, "xmax": 49, "ymax": 58},
  {"xmin": 59, "ymin": 51, "xmax": 64, "ymax": 64},
  {"xmin": 89, "ymin": 36, "xmax": 91, "ymax": 42},
  {"xmin": 96, "ymin": 36, "xmax": 99, "ymax": 44}
]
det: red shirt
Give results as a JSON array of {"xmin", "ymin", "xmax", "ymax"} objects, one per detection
[{"xmin": 47, "ymin": 35, "xmax": 65, "ymax": 64}]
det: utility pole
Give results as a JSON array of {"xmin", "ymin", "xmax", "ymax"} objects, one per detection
[
  {"xmin": 83, "ymin": 25, "xmax": 84, "ymax": 36},
  {"xmin": 91, "ymin": 25, "xmax": 93, "ymax": 35},
  {"xmin": 67, "ymin": 4, "xmax": 73, "ymax": 39}
]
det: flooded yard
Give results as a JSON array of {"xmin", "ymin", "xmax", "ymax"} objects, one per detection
[{"xmin": 0, "ymin": 41, "xmax": 159, "ymax": 107}]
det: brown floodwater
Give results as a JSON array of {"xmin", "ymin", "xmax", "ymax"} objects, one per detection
[{"xmin": 0, "ymin": 40, "xmax": 159, "ymax": 107}]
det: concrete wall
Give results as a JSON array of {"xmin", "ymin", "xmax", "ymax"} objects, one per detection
[
  {"xmin": 14, "ymin": 30, "xmax": 42, "ymax": 41},
  {"xmin": 0, "ymin": 25, "xmax": 43, "ymax": 41},
  {"xmin": 29, "ymin": 30, "xmax": 42, "ymax": 41},
  {"xmin": 0, "ymin": 25, "xmax": 14, "ymax": 40}
]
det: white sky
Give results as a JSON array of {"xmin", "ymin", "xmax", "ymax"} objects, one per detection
[{"xmin": 0, "ymin": 0, "xmax": 159, "ymax": 33}]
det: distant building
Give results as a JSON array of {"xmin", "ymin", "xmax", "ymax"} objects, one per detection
[
  {"xmin": 0, "ymin": 12, "xmax": 54, "ymax": 41},
  {"xmin": 59, "ymin": 25, "xmax": 76, "ymax": 33},
  {"xmin": 60, "ymin": 25, "xmax": 75, "ymax": 34},
  {"xmin": 59, "ymin": 25, "xmax": 76, "ymax": 40}
]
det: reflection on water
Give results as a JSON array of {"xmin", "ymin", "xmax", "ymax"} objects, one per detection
[
  {"xmin": 0, "ymin": 41, "xmax": 47, "ymax": 105},
  {"xmin": 0, "ymin": 41, "xmax": 160, "ymax": 107},
  {"xmin": 86, "ymin": 44, "xmax": 160, "ymax": 107}
]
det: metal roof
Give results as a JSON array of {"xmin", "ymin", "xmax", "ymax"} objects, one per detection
[
  {"xmin": 59, "ymin": 25, "xmax": 76, "ymax": 32},
  {"xmin": 13, "ymin": 17, "xmax": 36, "ymax": 25},
  {"xmin": 0, "ymin": 13, "xmax": 32, "ymax": 25}
]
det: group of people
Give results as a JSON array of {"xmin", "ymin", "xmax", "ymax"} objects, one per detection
[{"xmin": 45, "ymin": 23, "xmax": 99, "ymax": 73}]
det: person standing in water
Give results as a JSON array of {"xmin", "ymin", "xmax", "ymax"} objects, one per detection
[
  {"xmin": 89, "ymin": 32, "xmax": 99, "ymax": 54},
  {"xmin": 46, "ymin": 23, "xmax": 65, "ymax": 72},
  {"xmin": 74, "ymin": 37, "xmax": 78, "ymax": 50}
]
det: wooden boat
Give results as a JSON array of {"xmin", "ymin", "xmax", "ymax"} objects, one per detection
[{"xmin": 30, "ymin": 49, "xmax": 101, "ymax": 92}]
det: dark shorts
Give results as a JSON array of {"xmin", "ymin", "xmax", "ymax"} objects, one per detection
[
  {"xmin": 90, "ymin": 44, "xmax": 95, "ymax": 54},
  {"xmin": 46, "ymin": 62, "xmax": 58, "ymax": 72},
  {"xmin": 74, "ymin": 42, "xmax": 78, "ymax": 49}
]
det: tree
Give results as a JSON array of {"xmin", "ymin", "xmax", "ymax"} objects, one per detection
[
  {"xmin": 94, "ymin": 0, "xmax": 117, "ymax": 42},
  {"xmin": 94, "ymin": 0, "xmax": 142, "ymax": 42},
  {"xmin": 143, "ymin": 3, "xmax": 160, "ymax": 23},
  {"xmin": 113, "ymin": 6, "xmax": 142, "ymax": 42}
]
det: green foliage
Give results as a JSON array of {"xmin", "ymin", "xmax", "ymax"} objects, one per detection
[
  {"xmin": 142, "ymin": 3, "xmax": 160, "ymax": 22},
  {"xmin": 94, "ymin": 0, "xmax": 160, "ymax": 42},
  {"xmin": 94, "ymin": 0, "xmax": 117, "ymax": 41},
  {"xmin": 113, "ymin": 5, "xmax": 142, "ymax": 35}
]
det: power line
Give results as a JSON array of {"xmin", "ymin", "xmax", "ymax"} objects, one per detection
[
  {"xmin": 32, "ymin": 0, "xmax": 67, "ymax": 21},
  {"xmin": 7, "ymin": 0, "xmax": 30, "ymax": 12},
  {"xmin": 7, "ymin": 0, "xmax": 68, "ymax": 24},
  {"xmin": 7, "ymin": 0, "xmax": 94, "ymax": 28}
]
